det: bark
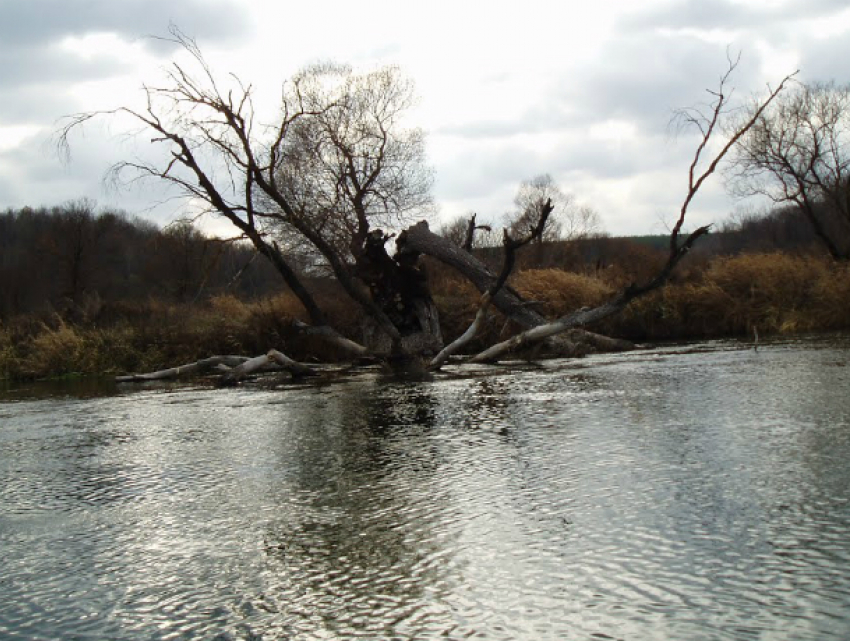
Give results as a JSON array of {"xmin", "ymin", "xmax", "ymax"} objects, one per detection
[
  {"xmin": 429, "ymin": 292, "xmax": 494, "ymax": 370},
  {"xmin": 471, "ymin": 225, "xmax": 710, "ymax": 362},
  {"xmin": 427, "ymin": 200, "xmax": 572, "ymax": 369},
  {"xmin": 470, "ymin": 297, "xmax": 634, "ymax": 363},
  {"xmin": 291, "ymin": 321, "xmax": 369, "ymax": 357},
  {"xmin": 116, "ymin": 351, "xmax": 318, "ymax": 384},
  {"xmin": 356, "ymin": 229, "xmax": 443, "ymax": 356}
]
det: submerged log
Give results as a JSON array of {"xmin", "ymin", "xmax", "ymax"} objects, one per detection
[
  {"xmin": 117, "ymin": 351, "xmax": 317, "ymax": 385},
  {"xmin": 219, "ymin": 350, "xmax": 317, "ymax": 386},
  {"xmin": 116, "ymin": 355, "xmax": 250, "ymax": 382}
]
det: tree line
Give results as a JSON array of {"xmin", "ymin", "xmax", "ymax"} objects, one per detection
[
  {"xmin": 0, "ymin": 201, "xmax": 285, "ymax": 321},
  {"xmin": 1, "ymin": 180, "xmax": 840, "ymax": 329}
]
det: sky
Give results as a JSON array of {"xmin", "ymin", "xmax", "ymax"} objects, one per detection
[{"xmin": 1, "ymin": 0, "xmax": 849, "ymax": 237}]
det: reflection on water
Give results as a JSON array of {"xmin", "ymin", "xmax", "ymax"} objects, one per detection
[{"xmin": 2, "ymin": 336, "xmax": 850, "ymax": 639}]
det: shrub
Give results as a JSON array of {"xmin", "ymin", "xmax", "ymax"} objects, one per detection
[
  {"xmin": 19, "ymin": 320, "xmax": 86, "ymax": 379},
  {"xmin": 610, "ymin": 252, "xmax": 847, "ymax": 339},
  {"xmin": 512, "ymin": 269, "xmax": 614, "ymax": 317}
]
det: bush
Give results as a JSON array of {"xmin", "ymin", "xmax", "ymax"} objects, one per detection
[
  {"xmin": 611, "ymin": 252, "xmax": 848, "ymax": 339},
  {"xmin": 19, "ymin": 320, "xmax": 86, "ymax": 379},
  {"xmin": 512, "ymin": 269, "xmax": 614, "ymax": 317}
]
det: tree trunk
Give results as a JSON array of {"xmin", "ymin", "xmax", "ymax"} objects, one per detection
[
  {"xmin": 116, "ymin": 355, "xmax": 250, "ymax": 382},
  {"xmin": 397, "ymin": 221, "xmax": 547, "ymax": 329},
  {"xmin": 356, "ymin": 229, "xmax": 443, "ymax": 358}
]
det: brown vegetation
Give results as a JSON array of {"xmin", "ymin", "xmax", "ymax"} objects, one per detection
[
  {"xmin": 610, "ymin": 252, "xmax": 850, "ymax": 339},
  {"xmin": 3, "ymin": 251, "xmax": 848, "ymax": 382}
]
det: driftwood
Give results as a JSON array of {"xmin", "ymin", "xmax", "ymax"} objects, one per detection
[
  {"xmin": 115, "ymin": 356, "xmax": 250, "ymax": 382},
  {"xmin": 117, "ymin": 351, "xmax": 317, "ymax": 384},
  {"xmin": 398, "ymin": 221, "xmax": 547, "ymax": 330},
  {"xmin": 220, "ymin": 349, "xmax": 317, "ymax": 385},
  {"xmin": 428, "ymin": 202, "xmax": 553, "ymax": 370}
]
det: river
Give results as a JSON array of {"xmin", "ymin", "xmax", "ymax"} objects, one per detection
[{"xmin": 1, "ymin": 336, "xmax": 849, "ymax": 640}]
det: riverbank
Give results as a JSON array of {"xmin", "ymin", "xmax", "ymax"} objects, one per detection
[{"xmin": 2, "ymin": 251, "xmax": 848, "ymax": 381}]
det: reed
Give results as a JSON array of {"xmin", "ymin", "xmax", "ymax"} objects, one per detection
[
  {"xmin": 512, "ymin": 269, "xmax": 614, "ymax": 317},
  {"xmin": 2, "ymin": 251, "xmax": 849, "ymax": 381},
  {"xmin": 611, "ymin": 252, "xmax": 849, "ymax": 339}
]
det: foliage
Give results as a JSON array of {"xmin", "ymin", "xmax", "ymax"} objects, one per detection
[
  {"xmin": 612, "ymin": 252, "xmax": 849, "ymax": 338},
  {"xmin": 58, "ymin": 29, "xmax": 435, "ymax": 347},
  {"xmin": 51, "ymin": 45, "xmax": 796, "ymax": 368},
  {"xmin": 3, "ymin": 248, "xmax": 849, "ymax": 381},
  {"xmin": 512, "ymin": 269, "xmax": 614, "ymax": 317}
]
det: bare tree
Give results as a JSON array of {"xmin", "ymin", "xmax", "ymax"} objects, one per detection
[
  {"xmin": 416, "ymin": 59, "xmax": 794, "ymax": 365},
  {"xmin": 506, "ymin": 174, "xmax": 603, "ymax": 243},
  {"xmin": 439, "ymin": 213, "xmax": 493, "ymax": 252},
  {"xmin": 59, "ymin": 28, "xmax": 438, "ymax": 363},
  {"xmin": 58, "ymin": 35, "xmax": 792, "ymax": 381},
  {"xmin": 729, "ymin": 80, "xmax": 849, "ymax": 259},
  {"xmin": 270, "ymin": 62, "xmax": 434, "ymax": 261}
]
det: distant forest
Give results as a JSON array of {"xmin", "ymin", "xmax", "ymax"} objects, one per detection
[
  {"xmin": 0, "ymin": 198, "xmax": 840, "ymax": 324},
  {"xmin": 0, "ymin": 202, "xmax": 285, "ymax": 321}
]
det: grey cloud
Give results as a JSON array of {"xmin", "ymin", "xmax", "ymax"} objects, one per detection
[
  {"xmin": 623, "ymin": 0, "xmax": 849, "ymax": 32},
  {"xmin": 436, "ymin": 119, "xmax": 534, "ymax": 140},
  {"xmin": 798, "ymin": 35, "xmax": 850, "ymax": 84},
  {"xmin": 438, "ymin": 32, "xmax": 766, "ymax": 147},
  {"xmin": 0, "ymin": 126, "xmax": 184, "ymax": 223},
  {"xmin": 558, "ymin": 34, "xmax": 764, "ymax": 134},
  {"xmin": 0, "ymin": 0, "xmax": 251, "ymax": 125},
  {"xmin": 433, "ymin": 142, "xmax": 544, "ymax": 203},
  {"xmin": 0, "ymin": 0, "xmax": 251, "ymax": 49},
  {"xmin": 624, "ymin": 0, "xmax": 755, "ymax": 31},
  {"xmin": 0, "ymin": 85, "xmax": 77, "ymax": 122},
  {"xmin": 0, "ymin": 46, "xmax": 130, "ymax": 90}
]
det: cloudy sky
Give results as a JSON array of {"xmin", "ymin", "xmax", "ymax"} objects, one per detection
[{"xmin": 1, "ymin": 0, "xmax": 849, "ymax": 236}]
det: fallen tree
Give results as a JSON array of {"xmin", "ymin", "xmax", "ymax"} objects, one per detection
[{"xmin": 58, "ymin": 34, "xmax": 793, "ymax": 383}]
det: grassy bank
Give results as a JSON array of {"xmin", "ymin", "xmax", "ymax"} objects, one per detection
[{"xmin": 2, "ymin": 252, "xmax": 849, "ymax": 381}]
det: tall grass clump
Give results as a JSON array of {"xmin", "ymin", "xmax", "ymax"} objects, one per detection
[
  {"xmin": 18, "ymin": 319, "xmax": 86, "ymax": 379},
  {"xmin": 810, "ymin": 259, "xmax": 850, "ymax": 329},
  {"xmin": 431, "ymin": 277, "xmax": 489, "ymax": 347},
  {"xmin": 512, "ymin": 269, "xmax": 614, "ymax": 317},
  {"xmin": 611, "ymin": 252, "xmax": 849, "ymax": 339},
  {"xmin": 0, "ymin": 323, "xmax": 16, "ymax": 379},
  {"xmin": 4, "ymin": 251, "xmax": 849, "ymax": 382}
]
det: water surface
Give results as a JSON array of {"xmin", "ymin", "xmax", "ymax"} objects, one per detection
[{"xmin": 2, "ymin": 337, "xmax": 850, "ymax": 639}]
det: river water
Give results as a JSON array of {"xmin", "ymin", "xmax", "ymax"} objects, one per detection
[{"xmin": 1, "ymin": 337, "xmax": 849, "ymax": 640}]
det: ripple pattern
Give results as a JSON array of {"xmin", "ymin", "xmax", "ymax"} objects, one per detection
[{"xmin": 1, "ymin": 339, "xmax": 850, "ymax": 639}]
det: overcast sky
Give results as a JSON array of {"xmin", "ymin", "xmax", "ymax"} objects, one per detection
[{"xmin": 1, "ymin": 0, "xmax": 849, "ymax": 236}]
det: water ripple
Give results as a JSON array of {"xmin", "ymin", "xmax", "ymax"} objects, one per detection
[{"xmin": 2, "ymin": 339, "xmax": 850, "ymax": 639}]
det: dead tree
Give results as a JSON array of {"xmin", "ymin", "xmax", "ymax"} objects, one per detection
[
  {"xmin": 403, "ymin": 58, "xmax": 794, "ymax": 366},
  {"xmin": 729, "ymin": 80, "xmax": 850, "ymax": 260},
  {"xmin": 58, "ymin": 33, "xmax": 793, "ymax": 382}
]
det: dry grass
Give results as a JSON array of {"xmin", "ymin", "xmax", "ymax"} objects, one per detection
[
  {"xmin": 2, "ymin": 251, "xmax": 849, "ymax": 381},
  {"xmin": 0, "ymin": 324, "xmax": 16, "ymax": 379},
  {"xmin": 611, "ymin": 252, "xmax": 849, "ymax": 339},
  {"xmin": 512, "ymin": 269, "xmax": 614, "ymax": 317}
]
